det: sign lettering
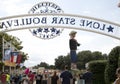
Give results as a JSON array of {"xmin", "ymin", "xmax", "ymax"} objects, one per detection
[{"xmin": 0, "ymin": 14, "xmax": 120, "ymax": 40}]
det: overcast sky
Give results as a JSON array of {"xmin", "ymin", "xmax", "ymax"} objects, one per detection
[{"xmin": 0, "ymin": 0, "xmax": 120, "ymax": 67}]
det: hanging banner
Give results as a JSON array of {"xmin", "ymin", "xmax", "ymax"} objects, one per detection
[
  {"xmin": 16, "ymin": 54, "xmax": 22, "ymax": 64},
  {"xmin": 4, "ymin": 61, "xmax": 16, "ymax": 67},
  {"xmin": 3, "ymin": 50, "xmax": 18, "ymax": 67},
  {"xmin": 3, "ymin": 49, "xmax": 11, "ymax": 61},
  {"xmin": 0, "ymin": 13, "xmax": 120, "ymax": 40},
  {"xmin": 11, "ymin": 52, "xmax": 19, "ymax": 63}
]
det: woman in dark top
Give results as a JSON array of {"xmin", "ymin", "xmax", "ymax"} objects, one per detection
[
  {"xmin": 51, "ymin": 71, "xmax": 59, "ymax": 84},
  {"xmin": 36, "ymin": 73, "xmax": 43, "ymax": 84}
]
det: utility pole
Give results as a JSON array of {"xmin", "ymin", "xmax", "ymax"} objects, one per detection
[
  {"xmin": 0, "ymin": 22, "xmax": 2, "ymax": 28},
  {"xmin": 2, "ymin": 35, "xmax": 4, "ymax": 72}
]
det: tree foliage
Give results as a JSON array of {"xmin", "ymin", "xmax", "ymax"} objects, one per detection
[
  {"xmin": 105, "ymin": 46, "xmax": 120, "ymax": 84},
  {"xmin": 89, "ymin": 60, "xmax": 107, "ymax": 84},
  {"xmin": 33, "ymin": 62, "xmax": 49, "ymax": 69},
  {"xmin": 55, "ymin": 55, "xmax": 71, "ymax": 70},
  {"xmin": 77, "ymin": 50, "xmax": 106, "ymax": 69},
  {"xmin": 0, "ymin": 32, "xmax": 28, "ymax": 69},
  {"xmin": 54, "ymin": 50, "xmax": 107, "ymax": 70}
]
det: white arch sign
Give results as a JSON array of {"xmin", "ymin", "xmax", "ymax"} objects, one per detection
[{"xmin": 0, "ymin": 13, "xmax": 120, "ymax": 40}]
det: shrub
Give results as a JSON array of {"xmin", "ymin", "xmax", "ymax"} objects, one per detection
[{"xmin": 88, "ymin": 60, "xmax": 107, "ymax": 84}]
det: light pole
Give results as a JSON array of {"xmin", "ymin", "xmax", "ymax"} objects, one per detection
[
  {"xmin": 0, "ymin": 22, "xmax": 2, "ymax": 28},
  {"xmin": 2, "ymin": 35, "xmax": 4, "ymax": 72},
  {"xmin": 118, "ymin": 1, "xmax": 120, "ymax": 7}
]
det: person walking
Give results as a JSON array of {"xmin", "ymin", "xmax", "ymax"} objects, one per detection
[
  {"xmin": 69, "ymin": 31, "xmax": 80, "ymax": 70},
  {"xmin": 51, "ymin": 71, "xmax": 59, "ymax": 84},
  {"xmin": 114, "ymin": 67, "xmax": 120, "ymax": 84},
  {"xmin": 21, "ymin": 74, "xmax": 29, "ymax": 84},
  {"xmin": 60, "ymin": 65, "xmax": 73, "ymax": 84},
  {"xmin": 35, "ymin": 72, "xmax": 43, "ymax": 84},
  {"xmin": 0, "ymin": 72, "xmax": 7, "ymax": 84},
  {"xmin": 28, "ymin": 71, "xmax": 35, "ymax": 84},
  {"xmin": 42, "ymin": 74, "xmax": 48, "ymax": 84},
  {"xmin": 82, "ymin": 68, "xmax": 93, "ymax": 84},
  {"xmin": 6, "ymin": 72, "xmax": 10, "ymax": 84}
]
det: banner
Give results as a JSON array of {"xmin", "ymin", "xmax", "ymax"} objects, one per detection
[
  {"xmin": 16, "ymin": 54, "xmax": 22, "ymax": 64},
  {"xmin": 3, "ymin": 51, "xmax": 19, "ymax": 67},
  {"xmin": 11, "ymin": 52, "xmax": 19, "ymax": 63},
  {"xmin": 4, "ymin": 60, "xmax": 16, "ymax": 67},
  {"xmin": 3, "ymin": 49, "xmax": 11, "ymax": 61}
]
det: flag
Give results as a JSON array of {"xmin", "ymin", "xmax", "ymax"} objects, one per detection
[
  {"xmin": 16, "ymin": 54, "xmax": 22, "ymax": 64},
  {"xmin": 10, "ymin": 52, "xmax": 19, "ymax": 63},
  {"xmin": 3, "ymin": 49, "xmax": 11, "ymax": 61}
]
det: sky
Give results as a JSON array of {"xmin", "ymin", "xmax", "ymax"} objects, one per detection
[{"xmin": 0, "ymin": 0, "xmax": 120, "ymax": 67}]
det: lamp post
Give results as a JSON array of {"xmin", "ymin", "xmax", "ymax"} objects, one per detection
[
  {"xmin": 2, "ymin": 35, "xmax": 4, "ymax": 72},
  {"xmin": 0, "ymin": 23, "xmax": 4, "ymax": 72},
  {"xmin": 118, "ymin": 0, "xmax": 120, "ymax": 7},
  {"xmin": 0, "ymin": 22, "xmax": 2, "ymax": 28},
  {"xmin": 118, "ymin": 3, "xmax": 120, "ymax": 7}
]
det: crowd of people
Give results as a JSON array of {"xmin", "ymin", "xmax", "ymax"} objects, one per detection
[
  {"xmin": 0, "ymin": 65, "xmax": 93, "ymax": 84},
  {"xmin": 1, "ymin": 67, "xmax": 120, "ymax": 84}
]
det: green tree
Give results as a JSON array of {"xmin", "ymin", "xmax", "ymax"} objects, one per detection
[
  {"xmin": 105, "ymin": 46, "xmax": 120, "ymax": 84},
  {"xmin": 54, "ymin": 50, "xmax": 107, "ymax": 70},
  {"xmin": 77, "ymin": 50, "xmax": 107, "ymax": 69},
  {"xmin": 39, "ymin": 62, "xmax": 49, "ymax": 69},
  {"xmin": 49, "ymin": 65, "xmax": 55, "ymax": 69},
  {"xmin": 0, "ymin": 32, "xmax": 28, "ymax": 70},
  {"xmin": 92, "ymin": 51, "xmax": 104, "ymax": 60},
  {"xmin": 20, "ymin": 52, "xmax": 28, "ymax": 63},
  {"xmin": 77, "ymin": 50, "xmax": 93, "ymax": 69},
  {"xmin": 55, "ymin": 55, "xmax": 71, "ymax": 70},
  {"xmin": 55, "ymin": 55, "xmax": 65, "ymax": 70},
  {"xmin": 3, "ymin": 33, "xmax": 28, "ymax": 63},
  {"xmin": 89, "ymin": 60, "xmax": 107, "ymax": 84}
]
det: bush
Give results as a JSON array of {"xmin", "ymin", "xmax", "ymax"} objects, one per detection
[
  {"xmin": 88, "ymin": 60, "xmax": 107, "ymax": 84},
  {"xmin": 105, "ymin": 46, "xmax": 120, "ymax": 84}
]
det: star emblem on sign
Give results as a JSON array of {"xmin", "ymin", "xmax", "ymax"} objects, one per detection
[
  {"xmin": 32, "ymin": 29, "xmax": 37, "ymax": 35},
  {"xmin": 107, "ymin": 25, "xmax": 114, "ymax": 32},
  {"xmin": 44, "ymin": 28, "xmax": 49, "ymax": 33}
]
